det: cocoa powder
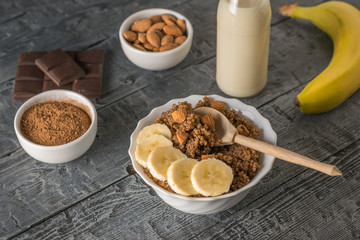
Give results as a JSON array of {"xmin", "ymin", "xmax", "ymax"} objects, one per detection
[{"xmin": 20, "ymin": 101, "xmax": 91, "ymax": 146}]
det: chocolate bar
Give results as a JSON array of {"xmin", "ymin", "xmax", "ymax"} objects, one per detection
[
  {"xmin": 35, "ymin": 49, "xmax": 85, "ymax": 86},
  {"xmin": 12, "ymin": 50, "xmax": 104, "ymax": 101}
]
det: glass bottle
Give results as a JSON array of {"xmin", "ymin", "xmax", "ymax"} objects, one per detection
[{"xmin": 216, "ymin": 0, "xmax": 271, "ymax": 97}]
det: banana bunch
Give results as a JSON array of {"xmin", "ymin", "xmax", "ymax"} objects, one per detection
[
  {"xmin": 135, "ymin": 123, "xmax": 233, "ymax": 197},
  {"xmin": 279, "ymin": 1, "xmax": 360, "ymax": 113}
]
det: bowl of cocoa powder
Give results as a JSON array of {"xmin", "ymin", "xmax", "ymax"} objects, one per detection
[{"xmin": 14, "ymin": 90, "xmax": 97, "ymax": 164}]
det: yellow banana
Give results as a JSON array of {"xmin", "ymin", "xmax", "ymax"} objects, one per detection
[{"xmin": 279, "ymin": 1, "xmax": 360, "ymax": 113}]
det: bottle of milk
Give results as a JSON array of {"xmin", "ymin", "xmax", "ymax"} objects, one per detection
[{"xmin": 216, "ymin": 0, "xmax": 271, "ymax": 97}]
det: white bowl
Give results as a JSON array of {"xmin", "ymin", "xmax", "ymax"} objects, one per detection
[
  {"xmin": 129, "ymin": 94, "xmax": 277, "ymax": 214},
  {"xmin": 14, "ymin": 90, "xmax": 97, "ymax": 164},
  {"xmin": 119, "ymin": 8, "xmax": 193, "ymax": 71}
]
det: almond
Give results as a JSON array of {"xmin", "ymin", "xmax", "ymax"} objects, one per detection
[
  {"xmin": 237, "ymin": 124, "xmax": 250, "ymax": 136},
  {"xmin": 161, "ymin": 35, "xmax": 174, "ymax": 46},
  {"xmin": 163, "ymin": 18, "xmax": 176, "ymax": 26},
  {"xmin": 161, "ymin": 14, "xmax": 177, "ymax": 23},
  {"xmin": 172, "ymin": 109, "xmax": 187, "ymax": 123},
  {"xmin": 150, "ymin": 15, "xmax": 162, "ymax": 24},
  {"xmin": 176, "ymin": 130, "xmax": 189, "ymax": 145},
  {"xmin": 123, "ymin": 31, "xmax": 137, "ymax": 42},
  {"xmin": 175, "ymin": 35, "xmax": 187, "ymax": 45},
  {"xmin": 201, "ymin": 154, "xmax": 217, "ymax": 160},
  {"xmin": 128, "ymin": 14, "xmax": 186, "ymax": 52},
  {"xmin": 163, "ymin": 24, "xmax": 183, "ymax": 37},
  {"xmin": 152, "ymin": 29, "xmax": 165, "ymax": 39},
  {"xmin": 210, "ymin": 101, "xmax": 227, "ymax": 111},
  {"xmin": 131, "ymin": 18, "xmax": 152, "ymax": 32},
  {"xmin": 148, "ymin": 22, "xmax": 166, "ymax": 33},
  {"xmin": 176, "ymin": 19, "xmax": 186, "ymax": 34},
  {"xmin": 132, "ymin": 43, "xmax": 146, "ymax": 51},
  {"xmin": 143, "ymin": 42, "xmax": 155, "ymax": 51},
  {"xmin": 146, "ymin": 31, "xmax": 161, "ymax": 48},
  {"xmin": 138, "ymin": 32, "xmax": 147, "ymax": 43},
  {"xmin": 201, "ymin": 113, "xmax": 215, "ymax": 131},
  {"xmin": 159, "ymin": 43, "xmax": 179, "ymax": 52}
]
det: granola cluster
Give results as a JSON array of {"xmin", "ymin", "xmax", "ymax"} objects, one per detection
[{"xmin": 151, "ymin": 96, "xmax": 261, "ymax": 193}]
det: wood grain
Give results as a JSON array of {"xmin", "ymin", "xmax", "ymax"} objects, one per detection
[
  {"xmin": 192, "ymin": 141, "xmax": 360, "ymax": 240},
  {"xmin": 1, "ymin": 0, "xmax": 360, "ymax": 239}
]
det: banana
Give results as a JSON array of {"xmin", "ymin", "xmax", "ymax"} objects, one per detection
[
  {"xmin": 167, "ymin": 158, "xmax": 199, "ymax": 196},
  {"xmin": 135, "ymin": 134, "xmax": 173, "ymax": 167},
  {"xmin": 137, "ymin": 123, "xmax": 172, "ymax": 144},
  {"xmin": 147, "ymin": 146, "xmax": 187, "ymax": 181},
  {"xmin": 279, "ymin": 1, "xmax": 360, "ymax": 113},
  {"xmin": 190, "ymin": 158, "xmax": 233, "ymax": 197}
]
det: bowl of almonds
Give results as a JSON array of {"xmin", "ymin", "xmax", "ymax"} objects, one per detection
[{"xmin": 119, "ymin": 8, "xmax": 193, "ymax": 70}]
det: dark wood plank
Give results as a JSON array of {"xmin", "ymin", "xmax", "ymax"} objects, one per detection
[
  {"xmin": 192, "ymin": 140, "xmax": 360, "ymax": 240},
  {"xmin": 11, "ymin": 175, "xmax": 220, "ymax": 240},
  {"xmin": 1, "ymin": 0, "xmax": 360, "ymax": 239},
  {"xmin": 10, "ymin": 127, "xmax": 360, "ymax": 239},
  {"xmin": 0, "ymin": 0, "xmax": 192, "ymax": 84},
  {"xmin": 2, "ymin": 58, "xmax": 359, "ymax": 238}
]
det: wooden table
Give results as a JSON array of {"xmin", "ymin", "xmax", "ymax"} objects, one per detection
[{"xmin": 1, "ymin": 0, "xmax": 359, "ymax": 239}]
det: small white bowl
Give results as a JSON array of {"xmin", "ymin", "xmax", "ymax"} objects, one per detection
[
  {"xmin": 14, "ymin": 90, "xmax": 97, "ymax": 164},
  {"xmin": 119, "ymin": 8, "xmax": 193, "ymax": 71},
  {"xmin": 128, "ymin": 94, "xmax": 277, "ymax": 214}
]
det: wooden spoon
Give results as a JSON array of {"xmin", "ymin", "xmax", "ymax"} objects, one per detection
[{"xmin": 194, "ymin": 107, "xmax": 342, "ymax": 176}]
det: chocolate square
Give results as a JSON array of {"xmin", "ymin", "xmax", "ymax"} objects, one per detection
[
  {"xmin": 13, "ymin": 79, "xmax": 43, "ymax": 101},
  {"xmin": 43, "ymin": 79, "xmax": 73, "ymax": 91},
  {"xmin": 75, "ymin": 50, "xmax": 105, "ymax": 64},
  {"xmin": 66, "ymin": 51, "xmax": 76, "ymax": 59},
  {"xmin": 79, "ymin": 63, "xmax": 103, "ymax": 79},
  {"xmin": 12, "ymin": 49, "xmax": 105, "ymax": 101},
  {"xmin": 35, "ymin": 49, "xmax": 85, "ymax": 86},
  {"xmin": 35, "ymin": 49, "xmax": 70, "ymax": 71},
  {"xmin": 18, "ymin": 52, "xmax": 46, "ymax": 66},
  {"xmin": 48, "ymin": 60, "xmax": 85, "ymax": 85},
  {"xmin": 16, "ymin": 66, "xmax": 44, "ymax": 81},
  {"xmin": 72, "ymin": 78, "xmax": 102, "ymax": 98}
]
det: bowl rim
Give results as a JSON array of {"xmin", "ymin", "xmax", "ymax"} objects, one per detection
[
  {"xmin": 128, "ymin": 94, "xmax": 277, "ymax": 201},
  {"xmin": 14, "ymin": 89, "xmax": 97, "ymax": 150},
  {"xmin": 119, "ymin": 8, "xmax": 194, "ymax": 56}
]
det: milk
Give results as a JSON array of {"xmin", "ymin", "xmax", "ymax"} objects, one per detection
[{"xmin": 216, "ymin": 0, "xmax": 271, "ymax": 97}]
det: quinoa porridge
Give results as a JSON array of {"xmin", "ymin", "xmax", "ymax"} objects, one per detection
[{"xmin": 145, "ymin": 96, "xmax": 261, "ymax": 194}]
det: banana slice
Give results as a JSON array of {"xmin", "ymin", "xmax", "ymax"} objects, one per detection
[
  {"xmin": 167, "ymin": 158, "xmax": 199, "ymax": 196},
  {"xmin": 148, "ymin": 146, "xmax": 187, "ymax": 181},
  {"xmin": 137, "ymin": 123, "xmax": 172, "ymax": 144},
  {"xmin": 191, "ymin": 158, "xmax": 233, "ymax": 197},
  {"xmin": 135, "ymin": 134, "xmax": 173, "ymax": 168}
]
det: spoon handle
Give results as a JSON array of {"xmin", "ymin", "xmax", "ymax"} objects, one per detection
[{"xmin": 234, "ymin": 134, "xmax": 342, "ymax": 176}]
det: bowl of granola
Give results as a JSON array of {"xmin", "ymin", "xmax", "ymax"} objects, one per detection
[{"xmin": 128, "ymin": 95, "xmax": 277, "ymax": 214}]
